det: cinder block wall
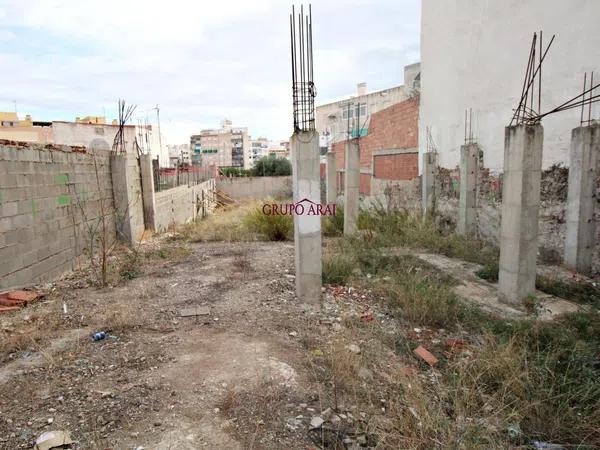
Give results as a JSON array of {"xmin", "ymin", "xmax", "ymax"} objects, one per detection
[
  {"xmin": 0, "ymin": 142, "xmax": 116, "ymax": 289},
  {"xmin": 216, "ymin": 176, "xmax": 292, "ymax": 200},
  {"xmin": 154, "ymin": 179, "xmax": 215, "ymax": 231}
]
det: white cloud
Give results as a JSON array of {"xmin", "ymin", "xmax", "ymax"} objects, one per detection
[{"xmin": 0, "ymin": 0, "xmax": 420, "ymax": 143}]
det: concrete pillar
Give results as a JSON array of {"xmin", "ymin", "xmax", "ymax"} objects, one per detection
[
  {"xmin": 344, "ymin": 140, "xmax": 360, "ymax": 235},
  {"xmin": 422, "ymin": 152, "xmax": 437, "ymax": 216},
  {"xmin": 498, "ymin": 124, "xmax": 543, "ymax": 304},
  {"xmin": 564, "ymin": 124, "xmax": 600, "ymax": 275},
  {"xmin": 458, "ymin": 144, "xmax": 479, "ymax": 235},
  {"xmin": 326, "ymin": 151, "xmax": 337, "ymax": 204},
  {"xmin": 139, "ymin": 154, "xmax": 157, "ymax": 231},
  {"xmin": 291, "ymin": 131, "xmax": 322, "ymax": 304},
  {"xmin": 110, "ymin": 154, "xmax": 137, "ymax": 245}
]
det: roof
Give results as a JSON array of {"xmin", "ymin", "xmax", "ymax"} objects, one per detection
[
  {"xmin": 316, "ymin": 84, "xmax": 404, "ymax": 109},
  {"xmin": 0, "ymin": 112, "xmax": 18, "ymax": 121}
]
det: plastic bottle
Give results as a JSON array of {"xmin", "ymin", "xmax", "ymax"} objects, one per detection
[{"xmin": 92, "ymin": 331, "xmax": 107, "ymax": 341}]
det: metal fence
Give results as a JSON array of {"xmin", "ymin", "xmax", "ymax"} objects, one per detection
[{"xmin": 153, "ymin": 162, "xmax": 213, "ymax": 192}]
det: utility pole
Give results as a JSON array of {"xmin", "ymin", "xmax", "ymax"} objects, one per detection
[{"xmin": 154, "ymin": 104, "xmax": 163, "ymax": 166}]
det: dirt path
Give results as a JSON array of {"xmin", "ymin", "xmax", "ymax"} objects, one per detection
[{"xmin": 0, "ymin": 241, "xmax": 330, "ymax": 449}]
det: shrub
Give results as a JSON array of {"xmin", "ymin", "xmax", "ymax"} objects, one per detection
[
  {"xmin": 322, "ymin": 205, "xmax": 344, "ymax": 237},
  {"xmin": 243, "ymin": 206, "xmax": 292, "ymax": 241},
  {"xmin": 322, "ymin": 252, "xmax": 356, "ymax": 284},
  {"xmin": 251, "ymin": 155, "xmax": 292, "ymax": 176}
]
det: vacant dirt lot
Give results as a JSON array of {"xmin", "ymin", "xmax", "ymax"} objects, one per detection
[
  {"xmin": 2, "ymin": 206, "xmax": 599, "ymax": 449},
  {"xmin": 1, "ymin": 239, "xmax": 395, "ymax": 449}
]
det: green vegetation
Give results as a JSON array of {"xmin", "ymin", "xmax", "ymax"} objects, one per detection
[
  {"xmin": 219, "ymin": 155, "xmax": 292, "ymax": 178},
  {"xmin": 176, "ymin": 200, "xmax": 292, "ymax": 242},
  {"xmin": 251, "ymin": 155, "xmax": 292, "ymax": 176},
  {"xmin": 319, "ymin": 207, "xmax": 600, "ymax": 447},
  {"xmin": 242, "ymin": 205, "xmax": 292, "ymax": 241}
]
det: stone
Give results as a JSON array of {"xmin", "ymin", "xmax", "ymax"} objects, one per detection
[
  {"xmin": 310, "ymin": 416, "xmax": 324, "ymax": 429},
  {"xmin": 346, "ymin": 344, "xmax": 361, "ymax": 354}
]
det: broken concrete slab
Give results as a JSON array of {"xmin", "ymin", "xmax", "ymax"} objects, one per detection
[
  {"xmin": 412, "ymin": 252, "xmax": 586, "ymax": 321},
  {"xmin": 180, "ymin": 306, "xmax": 211, "ymax": 317}
]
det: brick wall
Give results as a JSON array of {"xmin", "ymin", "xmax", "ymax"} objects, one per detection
[
  {"xmin": 332, "ymin": 96, "xmax": 420, "ymax": 196},
  {"xmin": 373, "ymin": 152, "xmax": 418, "ymax": 180},
  {"xmin": 0, "ymin": 142, "xmax": 116, "ymax": 289}
]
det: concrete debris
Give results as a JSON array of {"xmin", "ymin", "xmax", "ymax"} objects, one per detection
[
  {"xmin": 413, "ymin": 345, "xmax": 438, "ymax": 367},
  {"xmin": 33, "ymin": 430, "xmax": 74, "ymax": 450},
  {"xmin": 180, "ymin": 306, "xmax": 211, "ymax": 317},
  {"xmin": 309, "ymin": 416, "xmax": 324, "ymax": 429}
]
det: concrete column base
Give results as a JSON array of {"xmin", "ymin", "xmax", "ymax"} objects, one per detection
[
  {"xmin": 564, "ymin": 124, "xmax": 600, "ymax": 275},
  {"xmin": 291, "ymin": 131, "xmax": 322, "ymax": 304},
  {"xmin": 498, "ymin": 124, "xmax": 543, "ymax": 304},
  {"xmin": 344, "ymin": 140, "xmax": 360, "ymax": 235}
]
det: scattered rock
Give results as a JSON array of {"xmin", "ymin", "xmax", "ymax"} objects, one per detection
[
  {"xmin": 346, "ymin": 344, "xmax": 361, "ymax": 354},
  {"xmin": 310, "ymin": 416, "xmax": 324, "ymax": 429}
]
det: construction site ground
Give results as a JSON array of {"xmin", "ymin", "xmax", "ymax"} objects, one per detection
[{"xmin": 1, "ymin": 210, "xmax": 599, "ymax": 449}]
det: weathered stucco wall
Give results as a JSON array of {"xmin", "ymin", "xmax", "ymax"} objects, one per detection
[
  {"xmin": 419, "ymin": 0, "xmax": 600, "ymax": 172},
  {"xmin": 216, "ymin": 176, "xmax": 292, "ymax": 200},
  {"xmin": 434, "ymin": 164, "xmax": 600, "ymax": 271},
  {"xmin": 155, "ymin": 179, "xmax": 215, "ymax": 231},
  {"xmin": 0, "ymin": 142, "xmax": 116, "ymax": 289}
]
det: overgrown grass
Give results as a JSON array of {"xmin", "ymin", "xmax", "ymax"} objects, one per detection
[
  {"xmin": 242, "ymin": 206, "xmax": 292, "ymax": 241},
  {"xmin": 175, "ymin": 200, "xmax": 293, "ymax": 242},
  {"xmin": 319, "ymin": 208, "xmax": 600, "ymax": 447}
]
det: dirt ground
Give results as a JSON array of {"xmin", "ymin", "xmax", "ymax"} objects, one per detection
[{"xmin": 0, "ymin": 239, "xmax": 389, "ymax": 450}]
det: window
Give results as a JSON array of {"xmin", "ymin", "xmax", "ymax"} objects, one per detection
[
  {"xmin": 340, "ymin": 102, "xmax": 366, "ymax": 119},
  {"xmin": 95, "ymin": 127, "xmax": 105, "ymax": 135}
]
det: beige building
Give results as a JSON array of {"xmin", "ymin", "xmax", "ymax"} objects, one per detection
[
  {"xmin": 0, "ymin": 112, "xmax": 163, "ymax": 161},
  {"xmin": 0, "ymin": 112, "xmax": 53, "ymax": 143},
  {"xmin": 191, "ymin": 119, "xmax": 250, "ymax": 169},
  {"xmin": 315, "ymin": 63, "xmax": 420, "ymax": 152}
]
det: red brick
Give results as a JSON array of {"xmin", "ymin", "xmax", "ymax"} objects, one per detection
[
  {"xmin": 414, "ymin": 345, "xmax": 438, "ymax": 367},
  {"xmin": 0, "ymin": 294, "xmax": 26, "ymax": 306},
  {"xmin": 7, "ymin": 290, "xmax": 41, "ymax": 303},
  {"xmin": 332, "ymin": 96, "xmax": 420, "ymax": 185},
  {"xmin": 0, "ymin": 306, "xmax": 21, "ymax": 314}
]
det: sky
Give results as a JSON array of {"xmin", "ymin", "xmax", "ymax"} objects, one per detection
[{"xmin": 0, "ymin": 0, "xmax": 420, "ymax": 144}]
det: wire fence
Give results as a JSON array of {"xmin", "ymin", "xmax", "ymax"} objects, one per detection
[{"xmin": 153, "ymin": 161, "xmax": 213, "ymax": 192}]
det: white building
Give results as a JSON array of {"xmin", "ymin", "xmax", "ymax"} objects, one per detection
[
  {"xmin": 316, "ymin": 63, "xmax": 420, "ymax": 151},
  {"xmin": 419, "ymin": 0, "xmax": 600, "ymax": 172}
]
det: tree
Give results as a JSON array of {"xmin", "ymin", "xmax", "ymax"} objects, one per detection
[{"xmin": 251, "ymin": 155, "xmax": 292, "ymax": 177}]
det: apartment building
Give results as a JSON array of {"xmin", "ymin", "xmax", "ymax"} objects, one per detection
[
  {"xmin": 315, "ymin": 63, "xmax": 420, "ymax": 154},
  {"xmin": 191, "ymin": 119, "xmax": 250, "ymax": 169}
]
